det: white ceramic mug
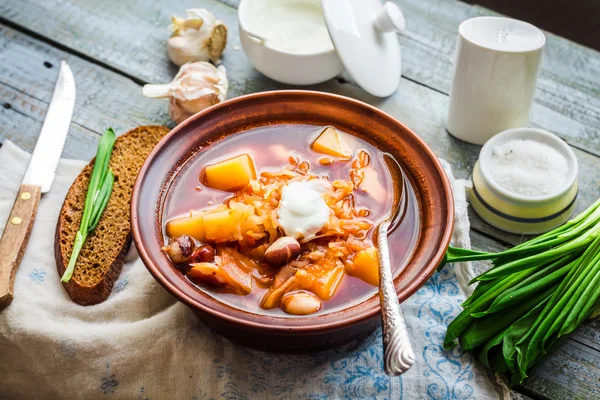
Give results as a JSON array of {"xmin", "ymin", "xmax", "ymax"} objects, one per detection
[{"xmin": 446, "ymin": 17, "xmax": 546, "ymax": 145}]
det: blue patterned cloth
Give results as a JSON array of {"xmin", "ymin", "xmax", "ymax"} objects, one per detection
[{"xmin": 0, "ymin": 142, "xmax": 500, "ymax": 399}]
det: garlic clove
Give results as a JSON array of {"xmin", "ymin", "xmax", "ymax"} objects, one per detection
[
  {"xmin": 168, "ymin": 97, "xmax": 193, "ymax": 125},
  {"xmin": 143, "ymin": 62, "xmax": 228, "ymax": 125},
  {"xmin": 176, "ymin": 93, "xmax": 218, "ymax": 115},
  {"xmin": 167, "ymin": 35, "xmax": 204, "ymax": 68},
  {"xmin": 167, "ymin": 8, "xmax": 228, "ymax": 66},
  {"xmin": 171, "ymin": 14, "xmax": 204, "ymax": 34},
  {"xmin": 142, "ymin": 83, "xmax": 172, "ymax": 98},
  {"xmin": 208, "ymin": 23, "xmax": 228, "ymax": 63}
]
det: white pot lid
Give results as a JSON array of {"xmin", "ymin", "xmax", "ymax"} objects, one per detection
[{"xmin": 322, "ymin": 0, "xmax": 405, "ymax": 97}]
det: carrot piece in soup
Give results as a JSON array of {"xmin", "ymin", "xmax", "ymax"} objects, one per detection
[
  {"xmin": 166, "ymin": 210, "xmax": 205, "ymax": 241},
  {"xmin": 347, "ymin": 246, "xmax": 379, "ymax": 286},
  {"xmin": 311, "ymin": 127, "xmax": 352, "ymax": 159},
  {"xmin": 203, "ymin": 154, "xmax": 256, "ymax": 191}
]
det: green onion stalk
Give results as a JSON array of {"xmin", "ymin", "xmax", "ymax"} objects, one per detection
[
  {"xmin": 440, "ymin": 198, "xmax": 600, "ymax": 384},
  {"xmin": 61, "ymin": 128, "xmax": 116, "ymax": 282}
]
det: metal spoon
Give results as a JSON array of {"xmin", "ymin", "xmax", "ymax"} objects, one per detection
[{"xmin": 376, "ymin": 153, "xmax": 415, "ymax": 376}]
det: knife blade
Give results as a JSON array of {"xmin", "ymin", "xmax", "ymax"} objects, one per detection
[
  {"xmin": 0, "ymin": 60, "xmax": 75, "ymax": 309},
  {"xmin": 22, "ymin": 61, "xmax": 76, "ymax": 192}
]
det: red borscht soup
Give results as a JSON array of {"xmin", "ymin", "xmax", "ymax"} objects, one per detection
[{"xmin": 161, "ymin": 124, "xmax": 419, "ymax": 317}]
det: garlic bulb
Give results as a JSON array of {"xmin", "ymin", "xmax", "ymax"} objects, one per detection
[
  {"xmin": 143, "ymin": 62, "xmax": 228, "ymax": 124},
  {"xmin": 168, "ymin": 8, "xmax": 228, "ymax": 66}
]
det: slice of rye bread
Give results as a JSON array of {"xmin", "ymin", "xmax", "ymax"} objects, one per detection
[{"xmin": 55, "ymin": 125, "xmax": 170, "ymax": 305}]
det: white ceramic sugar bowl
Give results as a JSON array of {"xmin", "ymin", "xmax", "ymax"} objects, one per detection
[
  {"xmin": 238, "ymin": 0, "xmax": 406, "ymax": 97},
  {"xmin": 469, "ymin": 128, "xmax": 578, "ymax": 234}
]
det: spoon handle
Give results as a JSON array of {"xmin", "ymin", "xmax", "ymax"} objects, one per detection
[{"xmin": 377, "ymin": 220, "xmax": 415, "ymax": 376}]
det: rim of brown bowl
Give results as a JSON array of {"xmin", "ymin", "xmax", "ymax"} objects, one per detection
[{"xmin": 131, "ymin": 90, "xmax": 454, "ymax": 335}]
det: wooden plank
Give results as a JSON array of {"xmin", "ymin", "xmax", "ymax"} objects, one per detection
[
  {"xmin": 0, "ymin": 25, "xmax": 171, "ymax": 134},
  {"xmin": 511, "ymin": 392, "xmax": 537, "ymax": 400},
  {"xmin": 519, "ymin": 339, "xmax": 600, "ymax": 400},
  {"xmin": 0, "ymin": 24, "xmax": 172, "ymax": 160},
  {"xmin": 1, "ymin": 0, "xmax": 598, "ymax": 154},
  {"xmin": 0, "ymin": 0, "xmax": 236, "ymax": 84},
  {"xmin": 471, "ymin": 231, "xmax": 506, "ymax": 253},
  {"xmin": 0, "ymin": 84, "xmax": 101, "ymax": 160},
  {"xmin": 571, "ymin": 318, "xmax": 600, "ymax": 353},
  {"xmin": 1, "ymin": 24, "xmax": 599, "ymax": 400}
]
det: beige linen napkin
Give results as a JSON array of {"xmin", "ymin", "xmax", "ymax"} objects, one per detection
[{"xmin": 0, "ymin": 141, "xmax": 501, "ymax": 400}]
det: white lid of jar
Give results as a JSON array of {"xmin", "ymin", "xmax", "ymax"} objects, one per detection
[{"xmin": 322, "ymin": 0, "xmax": 405, "ymax": 97}]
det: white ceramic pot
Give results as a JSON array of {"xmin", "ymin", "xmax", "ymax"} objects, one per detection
[{"xmin": 238, "ymin": 0, "xmax": 344, "ymax": 85}]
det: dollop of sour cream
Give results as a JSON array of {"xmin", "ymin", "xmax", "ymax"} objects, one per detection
[{"xmin": 278, "ymin": 180, "xmax": 331, "ymax": 239}]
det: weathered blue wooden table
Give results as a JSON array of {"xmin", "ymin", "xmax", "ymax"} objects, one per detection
[{"xmin": 0, "ymin": 0, "xmax": 598, "ymax": 398}]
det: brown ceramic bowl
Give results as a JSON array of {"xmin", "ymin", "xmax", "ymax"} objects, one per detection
[{"xmin": 131, "ymin": 90, "xmax": 454, "ymax": 352}]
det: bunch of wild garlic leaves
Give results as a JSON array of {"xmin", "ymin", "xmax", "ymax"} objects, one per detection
[{"xmin": 441, "ymin": 198, "xmax": 600, "ymax": 384}]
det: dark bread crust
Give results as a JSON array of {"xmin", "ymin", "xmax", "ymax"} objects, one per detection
[{"xmin": 55, "ymin": 126, "xmax": 169, "ymax": 305}]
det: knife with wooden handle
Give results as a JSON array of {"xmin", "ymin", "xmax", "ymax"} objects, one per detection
[{"xmin": 0, "ymin": 61, "xmax": 75, "ymax": 309}]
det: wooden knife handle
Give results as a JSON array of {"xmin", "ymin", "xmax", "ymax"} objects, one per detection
[{"xmin": 0, "ymin": 184, "xmax": 41, "ymax": 310}]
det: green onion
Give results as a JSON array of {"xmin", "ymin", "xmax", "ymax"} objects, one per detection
[
  {"xmin": 478, "ymin": 327, "xmax": 507, "ymax": 370},
  {"xmin": 444, "ymin": 265, "xmax": 538, "ymax": 349},
  {"xmin": 441, "ymin": 198, "xmax": 600, "ymax": 384},
  {"xmin": 61, "ymin": 128, "xmax": 116, "ymax": 282},
  {"xmin": 502, "ymin": 296, "xmax": 549, "ymax": 374},
  {"xmin": 588, "ymin": 298, "xmax": 600, "ymax": 319},
  {"xmin": 461, "ymin": 278, "xmax": 495, "ymax": 307},
  {"xmin": 459, "ymin": 286, "xmax": 555, "ymax": 351},
  {"xmin": 471, "ymin": 256, "xmax": 577, "ymax": 318}
]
